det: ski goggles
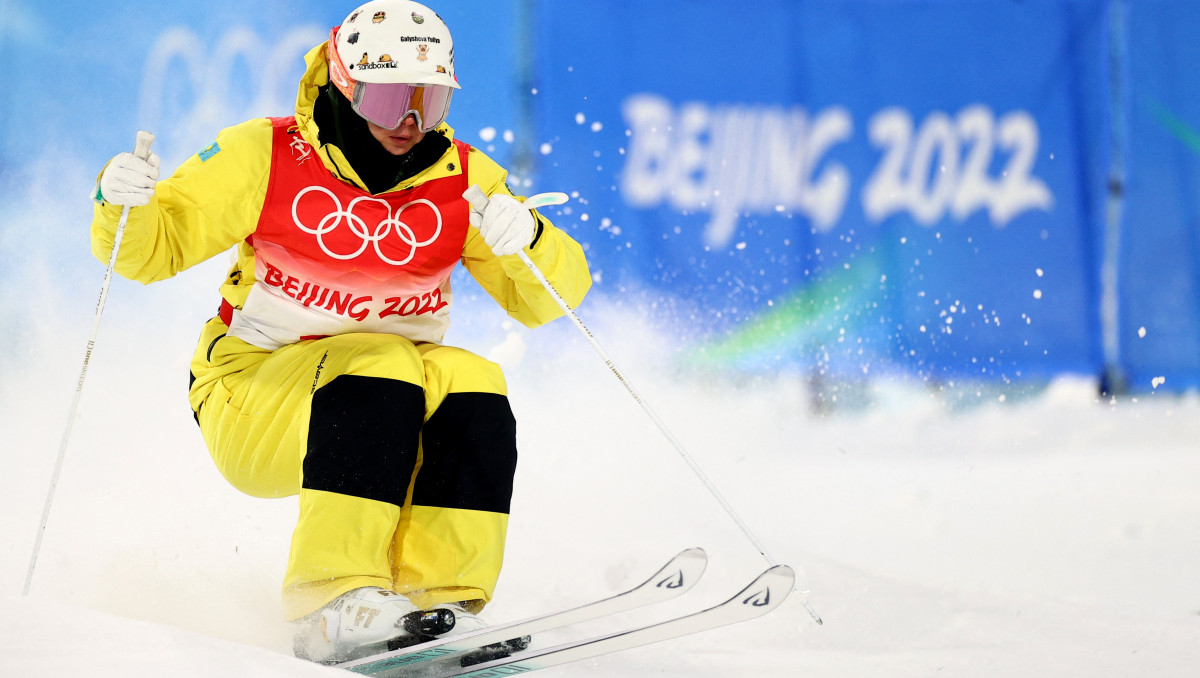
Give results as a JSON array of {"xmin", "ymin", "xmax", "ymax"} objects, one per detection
[
  {"xmin": 350, "ymin": 80, "xmax": 453, "ymax": 132},
  {"xmin": 327, "ymin": 28, "xmax": 454, "ymax": 133}
]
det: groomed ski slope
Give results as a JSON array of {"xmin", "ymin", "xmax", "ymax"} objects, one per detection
[{"xmin": 2, "ymin": 261, "xmax": 1199, "ymax": 676}]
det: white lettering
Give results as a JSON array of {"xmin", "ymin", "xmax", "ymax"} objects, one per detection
[
  {"xmin": 620, "ymin": 95, "xmax": 853, "ymax": 249},
  {"xmin": 620, "ymin": 94, "xmax": 674, "ymax": 207},
  {"xmin": 862, "ymin": 106, "xmax": 1053, "ymax": 226},
  {"xmin": 621, "ymin": 97, "xmax": 1054, "ymax": 243}
]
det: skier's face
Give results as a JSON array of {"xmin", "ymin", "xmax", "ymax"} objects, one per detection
[{"xmin": 367, "ymin": 114, "xmax": 426, "ymax": 156}]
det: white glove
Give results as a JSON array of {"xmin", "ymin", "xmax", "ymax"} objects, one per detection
[
  {"xmin": 98, "ymin": 150, "xmax": 161, "ymax": 206},
  {"xmin": 467, "ymin": 190, "xmax": 536, "ymax": 256}
]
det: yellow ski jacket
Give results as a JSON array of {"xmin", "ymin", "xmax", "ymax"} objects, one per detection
[{"xmin": 90, "ymin": 42, "xmax": 590, "ymax": 348}]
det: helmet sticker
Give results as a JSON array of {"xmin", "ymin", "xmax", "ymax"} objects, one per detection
[
  {"xmin": 373, "ymin": 11, "xmax": 386, "ymax": 23},
  {"xmin": 348, "ymin": 10, "xmax": 361, "ymax": 22},
  {"xmin": 360, "ymin": 55, "xmax": 398, "ymax": 71},
  {"xmin": 412, "ymin": 12, "xmax": 425, "ymax": 24},
  {"xmin": 416, "ymin": 45, "xmax": 429, "ymax": 62},
  {"xmin": 346, "ymin": 31, "xmax": 360, "ymax": 45}
]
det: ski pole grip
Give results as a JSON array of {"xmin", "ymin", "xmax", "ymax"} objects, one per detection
[
  {"xmin": 132, "ymin": 130, "xmax": 155, "ymax": 161},
  {"xmin": 464, "ymin": 184, "xmax": 571, "ymax": 213}
]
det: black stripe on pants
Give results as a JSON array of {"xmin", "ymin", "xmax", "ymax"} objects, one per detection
[
  {"xmin": 413, "ymin": 392, "xmax": 518, "ymax": 514},
  {"xmin": 304, "ymin": 374, "xmax": 424, "ymax": 507}
]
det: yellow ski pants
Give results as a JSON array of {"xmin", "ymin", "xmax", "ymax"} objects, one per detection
[{"xmin": 189, "ymin": 317, "xmax": 516, "ymax": 619}]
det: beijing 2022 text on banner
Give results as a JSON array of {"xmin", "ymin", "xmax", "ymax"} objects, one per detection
[{"xmin": 529, "ymin": 0, "xmax": 1200, "ymax": 392}]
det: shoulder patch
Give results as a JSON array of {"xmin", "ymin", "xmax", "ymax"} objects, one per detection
[{"xmin": 199, "ymin": 142, "xmax": 222, "ymax": 162}]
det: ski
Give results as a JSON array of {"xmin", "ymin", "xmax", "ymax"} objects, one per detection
[
  {"xmin": 419, "ymin": 564, "xmax": 795, "ymax": 678},
  {"xmin": 338, "ymin": 547, "xmax": 708, "ymax": 677}
]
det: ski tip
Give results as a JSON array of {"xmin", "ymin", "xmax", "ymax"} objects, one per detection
[
  {"xmin": 763, "ymin": 564, "xmax": 796, "ymax": 590},
  {"xmin": 735, "ymin": 565, "xmax": 795, "ymax": 613},
  {"xmin": 755, "ymin": 566, "xmax": 825, "ymax": 625},
  {"xmin": 652, "ymin": 548, "xmax": 708, "ymax": 593}
]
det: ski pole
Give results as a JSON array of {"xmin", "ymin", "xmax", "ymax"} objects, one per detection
[
  {"xmin": 23, "ymin": 131, "xmax": 155, "ymax": 596},
  {"xmin": 463, "ymin": 186, "xmax": 822, "ymax": 625}
]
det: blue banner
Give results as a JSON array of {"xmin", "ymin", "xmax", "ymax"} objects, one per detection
[
  {"xmin": 1120, "ymin": 1, "xmax": 1200, "ymax": 390},
  {"xmin": 530, "ymin": 0, "xmax": 1200, "ymax": 391}
]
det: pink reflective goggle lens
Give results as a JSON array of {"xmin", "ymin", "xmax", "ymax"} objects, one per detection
[{"xmin": 351, "ymin": 81, "xmax": 453, "ymax": 132}]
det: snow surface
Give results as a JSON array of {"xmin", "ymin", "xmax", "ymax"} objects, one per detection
[{"xmin": 2, "ymin": 256, "xmax": 1200, "ymax": 676}]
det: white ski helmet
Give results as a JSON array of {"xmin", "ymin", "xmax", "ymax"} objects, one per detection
[{"xmin": 327, "ymin": 0, "xmax": 459, "ymax": 131}]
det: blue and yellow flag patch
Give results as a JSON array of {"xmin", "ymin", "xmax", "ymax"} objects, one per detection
[{"xmin": 199, "ymin": 141, "xmax": 221, "ymax": 162}]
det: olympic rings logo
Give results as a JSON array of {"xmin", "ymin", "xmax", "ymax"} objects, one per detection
[{"xmin": 291, "ymin": 186, "xmax": 443, "ymax": 266}]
